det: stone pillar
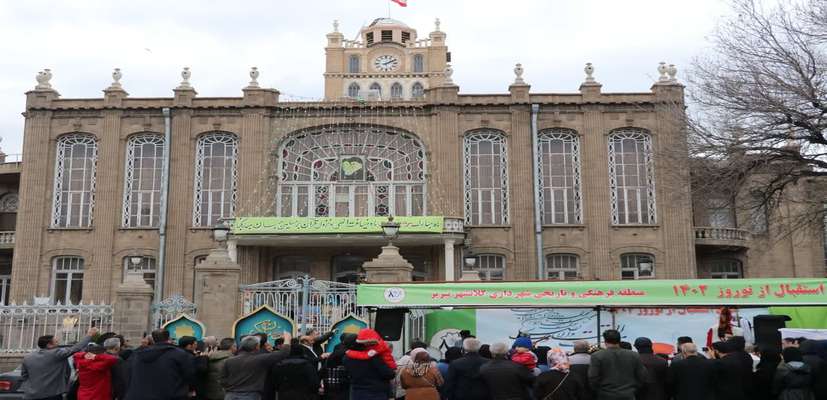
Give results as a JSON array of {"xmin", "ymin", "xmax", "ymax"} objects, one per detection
[
  {"xmin": 362, "ymin": 245, "xmax": 414, "ymax": 283},
  {"xmin": 114, "ymin": 273, "xmax": 153, "ymax": 346},
  {"xmin": 443, "ymin": 239, "xmax": 456, "ymax": 281},
  {"xmin": 194, "ymin": 246, "xmax": 241, "ymax": 338}
]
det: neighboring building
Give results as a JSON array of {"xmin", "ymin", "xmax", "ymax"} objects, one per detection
[{"xmin": 6, "ymin": 18, "xmax": 827, "ymax": 304}]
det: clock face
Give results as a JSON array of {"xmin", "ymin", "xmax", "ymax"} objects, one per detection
[{"xmin": 373, "ymin": 55, "xmax": 400, "ymax": 72}]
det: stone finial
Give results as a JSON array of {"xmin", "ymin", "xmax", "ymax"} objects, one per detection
[
  {"xmin": 109, "ymin": 68, "xmax": 123, "ymax": 89},
  {"xmin": 657, "ymin": 62, "xmax": 669, "ymax": 82},
  {"xmin": 513, "ymin": 63, "xmax": 525, "ymax": 85},
  {"xmin": 667, "ymin": 64, "xmax": 678, "ymax": 83},
  {"xmin": 35, "ymin": 69, "xmax": 53, "ymax": 90},
  {"xmin": 584, "ymin": 62, "xmax": 596, "ymax": 83},
  {"xmin": 443, "ymin": 63, "xmax": 454, "ymax": 85},
  {"xmin": 434, "ymin": 18, "xmax": 441, "ymax": 32},
  {"xmin": 248, "ymin": 67, "xmax": 260, "ymax": 88},
  {"xmin": 333, "ymin": 19, "xmax": 339, "ymax": 32},
  {"xmin": 178, "ymin": 67, "xmax": 192, "ymax": 89}
]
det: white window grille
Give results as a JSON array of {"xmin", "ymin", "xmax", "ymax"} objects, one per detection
[
  {"xmin": 277, "ymin": 125, "xmax": 426, "ymax": 218},
  {"xmin": 391, "ymin": 82, "xmax": 403, "ymax": 99},
  {"xmin": 348, "ymin": 55, "xmax": 360, "ymax": 73},
  {"xmin": 347, "ymin": 83, "xmax": 360, "ymax": 98},
  {"xmin": 192, "ymin": 133, "xmax": 238, "ymax": 227},
  {"xmin": 708, "ymin": 259, "xmax": 743, "ymax": 279},
  {"xmin": 464, "ymin": 130, "xmax": 509, "ymax": 225},
  {"xmin": 411, "ymin": 82, "xmax": 424, "ymax": 98},
  {"xmin": 122, "ymin": 135, "xmax": 165, "ymax": 228},
  {"xmin": 546, "ymin": 253, "xmax": 579, "ymax": 280},
  {"xmin": 273, "ymin": 256, "xmax": 313, "ymax": 280},
  {"xmin": 538, "ymin": 129, "xmax": 582, "ymax": 224},
  {"xmin": 620, "ymin": 253, "xmax": 655, "ymax": 280},
  {"xmin": 608, "ymin": 129, "xmax": 656, "ymax": 225},
  {"xmin": 463, "ymin": 254, "xmax": 505, "ymax": 281},
  {"xmin": 51, "ymin": 135, "xmax": 98, "ymax": 228},
  {"xmin": 413, "ymin": 54, "xmax": 424, "ymax": 73},
  {"xmin": 124, "ymin": 256, "xmax": 156, "ymax": 288},
  {"xmin": 369, "ymin": 82, "xmax": 382, "ymax": 98},
  {"xmin": 707, "ymin": 196, "xmax": 735, "ymax": 228},
  {"xmin": 0, "ymin": 257, "xmax": 10, "ymax": 306},
  {"xmin": 52, "ymin": 257, "xmax": 84, "ymax": 304}
]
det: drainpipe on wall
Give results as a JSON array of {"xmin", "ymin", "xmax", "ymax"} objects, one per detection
[
  {"xmin": 530, "ymin": 104, "xmax": 544, "ymax": 279},
  {"xmin": 156, "ymin": 108, "xmax": 172, "ymax": 305}
]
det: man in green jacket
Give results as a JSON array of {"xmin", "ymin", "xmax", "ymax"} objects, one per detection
[
  {"xmin": 588, "ymin": 329, "xmax": 648, "ymax": 400},
  {"xmin": 204, "ymin": 338, "xmax": 236, "ymax": 400}
]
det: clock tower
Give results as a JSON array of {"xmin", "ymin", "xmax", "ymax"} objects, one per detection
[{"xmin": 324, "ymin": 18, "xmax": 449, "ymax": 101}]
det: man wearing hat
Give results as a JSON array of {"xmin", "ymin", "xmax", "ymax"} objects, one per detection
[{"xmin": 634, "ymin": 337, "xmax": 667, "ymax": 400}]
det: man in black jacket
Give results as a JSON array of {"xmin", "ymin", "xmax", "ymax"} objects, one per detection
[
  {"xmin": 444, "ymin": 338, "xmax": 490, "ymax": 400},
  {"xmin": 666, "ymin": 343, "xmax": 716, "ymax": 400},
  {"xmin": 306, "ymin": 328, "xmax": 335, "ymax": 356},
  {"xmin": 125, "ymin": 329, "xmax": 196, "ymax": 400},
  {"xmin": 634, "ymin": 337, "xmax": 667, "ymax": 400},
  {"xmin": 712, "ymin": 340, "xmax": 750, "ymax": 400},
  {"xmin": 479, "ymin": 342, "xmax": 534, "ymax": 400},
  {"xmin": 221, "ymin": 333, "xmax": 292, "ymax": 399},
  {"xmin": 343, "ymin": 341, "xmax": 396, "ymax": 400}
]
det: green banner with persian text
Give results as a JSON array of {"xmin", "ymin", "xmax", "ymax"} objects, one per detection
[
  {"xmin": 357, "ymin": 278, "xmax": 827, "ymax": 308},
  {"xmin": 231, "ymin": 216, "xmax": 444, "ymax": 235}
]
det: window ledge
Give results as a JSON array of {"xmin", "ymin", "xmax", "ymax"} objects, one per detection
[
  {"xmin": 48, "ymin": 228, "xmax": 93, "ymax": 232},
  {"xmin": 611, "ymin": 225, "xmax": 659, "ymax": 229},
  {"xmin": 189, "ymin": 227, "xmax": 216, "ymax": 232},
  {"xmin": 466, "ymin": 225, "xmax": 511, "ymax": 229},
  {"xmin": 118, "ymin": 227, "xmax": 160, "ymax": 231},
  {"xmin": 542, "ymin": 224, "xmax": 586, "ymax": 229}
]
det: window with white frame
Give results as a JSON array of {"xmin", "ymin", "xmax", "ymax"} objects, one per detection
[
  {"xmin": 546, "ymin": 253, "xmax": 579, "ymax": 280},
  {"xmin": 464, "ymin": 254, "xmax": 506, "ymax": 281},
  {"xmin": 369, "ymin": 82, "xmax": 382, "ymax": 98},
  {"xmin": 538, "ymin": 129, "xmax": 582, "ymax": 224},
  {"xmin": 277, "ymin": 125, "xmax": 426, "ymax": 218},
  {"xmin": 413, "ymin": 54, "xmax": 424, "ymax": 73},
  {"xmin": 608, "ymin": 129, "xmax": 656, "ymax": 225},
  {"xmin": 0, "ymin": 258, "xmax": 10, "ymax": 305},
  {"xmin": 620, "ymin": 253, "xmax": 655, "ymax": 280},
  {"xmin": 52, "ymin": 257, "xmax": 84, "ymax": 304},
  {"xmin": 411, "ymin": 82, "xmax": 424, "ymax": 98},
  {"xmin": 51, "ymin": 135, "xmax": 98, "ymax": 228},
  {"xmin": 707, "ymin": 196, "xmax": 735, "ymax": 228},
  {"xmin": 348, "ymin": 55, "xmax": 360, "ymax": 73},
  {"xmin": 124, "ymin": 256, "xmax": 156, "ymax": 288},
  {"xmin": 192, "ymin": 133, "xmax": 238, "ymax": 227},
  {"xmin": 123, "ymin": 135, "xmax": 165, "ymax": 228},
  {"xmin": 391, "ymin": 82, "xmax": 403, "ymax": 99},
  {"xmin": 347, "ymin": 83, "xmax": 360, "ymax": 98},
  {"xmin": 708, "ymin": 258, "xmax": 743, "ymax": 279},
  {"xmin": 464, "ymin": 130, "xmax": 509, "ymax": 225}
]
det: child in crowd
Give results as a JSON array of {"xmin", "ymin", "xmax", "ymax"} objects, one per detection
[
  {"xmin": 510, "ymin": 336, "xmax": 540, "ymax": 375},
  {"xmin": 345, "ymin": 328, "xmax": 398, "ymax": 370}
]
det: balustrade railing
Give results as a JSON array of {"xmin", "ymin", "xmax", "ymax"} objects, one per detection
[
  {"xmin": 0, "ymin": 232, "xmax": 13, "ymax": 246},
  {"xmin": 694, "ymin": 226, "xmax": 750, "ymax": 242},
  {"xmin": 0, "ymin": 302, "xmax": 113, "ymax": 353}
]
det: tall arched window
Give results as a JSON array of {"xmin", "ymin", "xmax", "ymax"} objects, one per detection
[
  {"xmin": 52, "ymin": 256, "xmax": 84, "ymax": 304},
  {"xmin": 347, "ymin": 83, "xmax": 360, "ymax": 98},
  {"xmin": 413, "ymin": 54, "xmax": 424, "ymax": 73},
  {"xmin": 620, "ymin": 253, "xmax": 655, "ymax": 280},
  {"xmin": 538, "ymin": 129, "xmax": 582, "ymax": 224},
  {"xmin": 464, "ymin": 130, "xmax": 509, "ymax": 225},
  {"xmin": 390, "ymin": 82, "xmax": 403, "ymax": 99},
  {"xmin": 277, "ymin": 124, "xmax": 426, "ymax": 218},
  {"xmin": 369, "ymin": 82, "xmax": 382, "ymax": 98},
  {"xmin": 463, "ymin": 254, "xmax": 505, "ymax": 281},
  {"xmin": 51, "ymin": 134, "xmax": 98, "ymax": 228},
  {"xmin": 123, "ymin": 134, "xmax": 165, "ymax": 228},
  {"xmin": 348, "ymin": 55, "xmax": 360, "ymax": 73},
  {"xmin": 608, "ymin": 128, "xmax": 656, "ymax": 225},
  {"xmin": 546, "ymin": 253, "xmax": 579, "ymax": 280},
  {"xmin": 192, "ymin": 133, "xmax": 238, "ymax": 227},
  {"xmin": 411, "ymin": 82, "xmax": 424, "ymax": 98}
]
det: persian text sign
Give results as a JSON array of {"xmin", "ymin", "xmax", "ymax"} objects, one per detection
[
  {"xmin": 231, "ymin": 216, "xmax": 444, "ymax": 235},
  {"xmin": 358, "ymin": 278, "xmax": 827, "ymax": 307}
]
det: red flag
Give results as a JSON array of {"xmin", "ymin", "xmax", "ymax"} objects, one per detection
[{"xmin": 391, "ymin": 0, "xmax": 407, "ymax": 7}]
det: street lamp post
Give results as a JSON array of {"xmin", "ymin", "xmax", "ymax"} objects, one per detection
[
  {"xmin": 381, "ymin": 216, "xmax": 401, "ymax": 246},
  {"xmin": 361, "ymin": 216, "xmax": 414, "ymax": 283}
]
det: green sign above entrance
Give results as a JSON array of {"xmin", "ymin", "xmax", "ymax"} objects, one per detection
[
  {"xmin": 231, "ymin": 216, "xmax": 445, "ymax": 235},
  {"xmin": 357, "ymin": 278, "xmax": 827, "ymax": 308}
]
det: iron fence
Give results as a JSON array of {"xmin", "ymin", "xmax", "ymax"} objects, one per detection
[
  {"xmin": 151, "ymin": 294, "xmax": 197, "ymax": 328},
  {"xmin": 0, "ymin": 302, "xmax": 113, "ymax": 353}
]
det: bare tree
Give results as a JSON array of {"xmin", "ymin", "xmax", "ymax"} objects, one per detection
[{"xmin": 687, "ymin": 0, "xmax": 826, "ymax": 233}]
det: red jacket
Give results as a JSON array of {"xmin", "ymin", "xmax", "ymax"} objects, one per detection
[
  {"xmin": 345, "ymin": 328, "xmax": 398, "ymax": 370},
  {"xmin": 73, "ymin": 352, "xmax": 118, "ymax": 400}
]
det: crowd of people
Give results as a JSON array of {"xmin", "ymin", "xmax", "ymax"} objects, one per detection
[{"xmin": 16, "ymin": 325, "xmax": 827, "ymax": 400}]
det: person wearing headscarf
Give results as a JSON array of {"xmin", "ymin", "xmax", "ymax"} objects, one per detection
[
  {"xmin": 772, "ymin": 347, "xmax": 815, "ymax": 400},
  {"xmin": 400, "ymin": 349, "xmax": 444, "ymax": 400},
  {"xmin": 533, "ymin": 348, "xmax": 587, "ymax": 400}
]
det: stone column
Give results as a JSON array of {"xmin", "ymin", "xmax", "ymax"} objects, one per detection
[
  {"xmin": 114, "ymin": 273, "xmax": 154, "ymax": 346},
  {"xmin": 194, "ymin": 246, "xmax": 241, "ymax": 338},
  {"xmin": 362, "ymin": 245, "xmax": 413, "ymax": 283},
  {"xmin": 443, "ymin": 239, "xmax": 456, "ymax": 281}
]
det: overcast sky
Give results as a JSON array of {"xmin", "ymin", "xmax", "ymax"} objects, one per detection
[{"xmin": 0, "ymin": 0, "xmax": 730, "ymax": 154}]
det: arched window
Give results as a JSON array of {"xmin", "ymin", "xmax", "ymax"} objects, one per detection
[
  {"xmin": 369, "ymin": 82, "xmax": 382, "ymax": 98},
  {"xmin": 708, "ymin": 258, "xmax": 743, "ymax": 279},
  {"xmin": 463, "ymin": 254, "xmax": 505, "ymax": 281},
  {"xmin": 546, "ymin": 254, "xmax": 579, "ymax": 280},
  {"xmin": 348, "ymin": 55, "xmax": 360, "ymax": 73},
  {"xmin": 620, "ymin": 253, "xmax": 655, "ymax": 280},
  {"xmin": 123, "ymin": 134, "xmax": 165, "ymax": 228},
  {"xmin": 390, "ymin": 82, "xmax": 403, "ymax": 99},
  {"xmin": 0, "ymin": 193, "xmax": 18, "ymax": 231},
  {"xmin": 51, "ymin": 134, "xmax": 98, "ymax": 228},
  {"xmin": 413, "ymin": 54, "xmax": 424, "ymax": 73},
  {"xmin": 277, "ymin": 124, "xmax": 426, "ymax": 218},
  {"xmin": 464, "ymin": 130, "xmax": 509, "ymax": 225},
  {"xmin": 273, "ymin": 256, "xmax": 313, "ymax": 280},
  {"xmin": 347, "ymin": 82, "xmax": 360, "ymax": 98},
  {"xmin": 538, "ymin": 129, "xmax": 582, "ymax": 224},
  {"xmin": 124, "ymin": 256, "xmax": 156, "ymax": 288},
  {"xmin": 608, "ymin": 128, "xmax": 656, "ymax": 225},
  {"xmin": 411, "ymin": 82, "xmax": 424, "ymax": 98},
  {"xmin": 52, "ymin": 256, "xmax": 84, "ymax": 304},
  {"xmin": 192, "ymin": 133, "xmax": 238, "ymax": 227}
]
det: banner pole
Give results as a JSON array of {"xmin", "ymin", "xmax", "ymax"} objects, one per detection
[{"xmin": 596, "ymin": 306, "xmax": 602, "ymax": 347}]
